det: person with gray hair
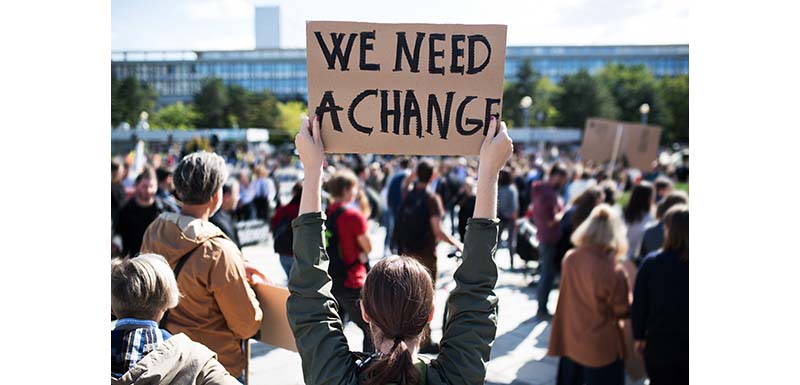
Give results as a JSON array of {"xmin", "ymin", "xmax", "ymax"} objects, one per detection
[
  {"xmin": 141, "ymin": 151, "xmax": 267, "ymax": 383},
  {"xmin": 111, "ymin": 254, "xmax": 240, "ymax": 385}
]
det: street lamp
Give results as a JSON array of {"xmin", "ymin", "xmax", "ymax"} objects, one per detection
[
  {"xmin": 639, "ymin": 103, "xmax": 650, "ymax": 125},
  {"xmin": 520, "ymin": 96, "xmax": 533, "ymax": 127}
]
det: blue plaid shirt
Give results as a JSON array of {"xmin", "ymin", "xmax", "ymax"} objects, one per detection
[{"xmin": 111, "ymin": 318, "xmax": 172, "ymax": 379}]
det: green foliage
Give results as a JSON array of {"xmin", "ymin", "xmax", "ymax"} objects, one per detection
[
  {"xmin": 111, "ymin": 76, "xmax": 158, "ymax": 128},
  {"xmin": 502, "ymin": 61, "xmax": 562, "ymax": 127},
  {"xmin": 183, "ymin": 136, "xmax": 211, "ymax": 153},
  {"xmin": 150, "ymin": 102, "xmax": 199, "ymax": 130},
  {"xmin": 245, "ymin": 92, "xmax": 281, "ymax": 128},
  {"xmin": 554, "ymin": 69, "xmax": 619, "ymax": 127},
  {"xmin": 658, "ymin": 75, "xmax": 689, "ymax": 143},
  {"xmin": 277, "ymin": 101, "xmax": 308, "ymax": 138},
  {"xmin": 598, "ymin": 64, "xmax": 668, "ymax": 127},
  {"xmin": 193, "ymin": 78, "xmax": 229, "ymax": 127},
  {"xmin": 191, "ymin": 78, "xmax": 282, "ymax": 129}
]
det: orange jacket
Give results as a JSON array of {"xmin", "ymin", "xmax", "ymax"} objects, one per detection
[
  {"xmin": 547, "ymin": 245, "xmax": 630, "ymax": 367},
  {"xmin": 141, "ymin": 213, "xmax": 262, "ymax": 377}
]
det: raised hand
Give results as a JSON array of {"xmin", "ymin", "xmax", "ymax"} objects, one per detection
[
  {"xmin": 478, "ymin": 116, "xmax": 513, "ymax": 175},
  {"xmin": 295, "ymin": 115, "xmax": 325, "ymax": 175}
]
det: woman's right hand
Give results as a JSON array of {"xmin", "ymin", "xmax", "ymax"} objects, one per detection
[{"xmin": 295, "ymin": 115, "xmax": 325, "ymax": 175}]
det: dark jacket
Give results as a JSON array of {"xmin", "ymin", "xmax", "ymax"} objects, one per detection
[
  {"xmin": 287, "ymin": 212, "xmax": 499, "ymax": 385},
  {"xmin": 638, "ymin": 222, "xmax": 664, "ymax": 260},
  {"xmin": 631, "ymin": 250, "xmax": 689, "ymax": 343},
  {"xmin": 210, "ymin": 210, "xmax": 241, "ymax": 249}
]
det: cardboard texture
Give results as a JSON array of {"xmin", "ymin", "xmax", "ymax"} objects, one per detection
[
  {"xmin": 254, "ymin": 284, "xmax": 298, "ymax": 352},
  {"xmin": 306, "ymin": 21, "xmax": 507, "ymax": 155},
  {"xmin": 580, "ymin": 118, "xmax": 662, "ymax": 170}
]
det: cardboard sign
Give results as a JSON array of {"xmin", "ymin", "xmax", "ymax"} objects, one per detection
[
  {"xmin": 254, "ymin": 284, "xmax": 297, "ymax": 352},
  {"xmin": 306, "ymin": 21, "xmax": 507, "ymax": 155},
  {"xmin": 580, "ymin": 118, "xmax": 662, "ymax": 170}
]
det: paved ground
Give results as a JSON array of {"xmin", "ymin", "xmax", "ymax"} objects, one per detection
[{"xmin": 243, "ymin": 220, "xmax": 647, "ymax": 385}]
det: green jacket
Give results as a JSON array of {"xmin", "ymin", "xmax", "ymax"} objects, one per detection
[{"xmin": 287, "ymin": 212, "xmax": 499, "ymax": 385}]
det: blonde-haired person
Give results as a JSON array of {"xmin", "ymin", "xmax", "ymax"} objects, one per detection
[
  {"xmin": 631, "ymin": 205, "xmax": 689, "ymax": 385},
  {"xmin": 111, "ymin": 254, "xmax": 239, "ymax": 385},
  {"xmin": 547, "ymin": 204, "xmax": 631, "ymax": 385}
]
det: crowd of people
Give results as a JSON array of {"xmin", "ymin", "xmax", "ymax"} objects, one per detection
[{"xmin": 110, "ymin": 121, "xmax": 689, "ymax": 385}]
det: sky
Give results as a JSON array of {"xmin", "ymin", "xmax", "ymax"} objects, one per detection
[{"xmin": 111, "ymin": 0, "xmax": 688, "ymax": 51}]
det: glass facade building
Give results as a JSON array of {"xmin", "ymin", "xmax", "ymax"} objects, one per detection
[{"xmin": 111, "ymin": 44, "xmax": 688, "ymax": 106}]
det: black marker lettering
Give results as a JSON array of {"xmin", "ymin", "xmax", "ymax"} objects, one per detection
[
  {"xmin": 315, "ymin": 91, "xmax": 344, "ymax": 132},
  {"xmin": 359, "ymin": 30, "xmax": 380, "ymax": 71},
  {"xmin": 393, "ymin": 32, "xmax": 425, "ymax": 72},
  {"xmin": 428, "ymin": 33, "xmax": 446, "ymax": 75},
  {"xmin": 348, "ymin": 89, "xmax": 378, "ymax": 135}
]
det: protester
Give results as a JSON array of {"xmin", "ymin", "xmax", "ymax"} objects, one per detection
[
  {"xmin": 547, "ymin": 204, "xmax": 630, "ymax": 385},
  {"xmin": 555, "ymin": 186, "xmax": 605, "ymax": 272},
  {"xmin": 395, "ymin": 157, "xmax": 464, "ymax": 353},
  {"xmin": 116, "ymin": 166, "xmax": 172, "ymax": 257},
  {"xmin": 112, "ymin": 161, "xmax": 127, "ymax": 232},
  {"xmin": 287, "ymin": 114, "xmax": 510, "ymax": 385},
  {"xmin": 355, "ymin": 163, "xmax": 384, "ymax": 222},
  {"xmin": 653, "ymin": 176, "xmax": 674, "ymax": 204},
  {"xmin": 530, "ymin": 164, "xmax": 567, "ymax": 315},
  {"xmin": 252, "ymin": 165, "xmax": 276, "ymax": 222},
  {"xmin": 111, "ymin": 254, "xmax": 239, "ymax": 385},
  {"xmin": 210, "ymin": 178, "xmax": 242, "ymax": 249},
  {"xmin": 497, "ymin": 168, "xmax": 519, "ymax": 269},
  {"xmin": 385, "ymin": 158, "xmax": 411, "ymax": 253},
  {"xmin": 639, "ymin": 191, "xmax": 688, "ymax": 259},
  {"xmin": 270, "ymin": 181, "xmax": 302, "ymax": 278},
  {"xmin": 623, "ymin": 181, "xmax": 656, "ymax": 263},
  {"xmin": 236, "ymin": 169, "xmax": 257, "ymax": 221},
  {"xmin": 156, "ymin": 166, "xmax": 181, "ymax": 213},
  {"xmin": 632, "ymin": 205, "xmax": 689, "ymax": 385},
  {"xmin": 140, "ymin": 151, "xmax": 265, "ymax": 383},
  {"xmin": 456, "ymin": 176, "xmax": 477, "ymax": 242}
]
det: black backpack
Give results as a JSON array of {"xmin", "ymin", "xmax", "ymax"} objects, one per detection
[
  {"xmin": 393, "ymin": 188, "xmax": 433, "ymax": 252},
  {"xmin": 325, "ymin": 207, "xmax": 355, "ymax": 290},
  {"xmin": 272, "ymin": 215, "xmax": 293, "ymax": 256}
]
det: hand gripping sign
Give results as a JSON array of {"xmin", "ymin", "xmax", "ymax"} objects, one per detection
[{"xmin": 306, "ymin": 21, "xmax": 507, "ymax": 155}]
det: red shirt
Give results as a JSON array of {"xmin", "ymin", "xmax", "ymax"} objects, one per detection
[
  {"xmin": 271, "ymin": 201, "xmax": 300, "ymax": 229},
  {"xmin": 327, "ymin": 202, "xmax": 368, "ymax": 289}
]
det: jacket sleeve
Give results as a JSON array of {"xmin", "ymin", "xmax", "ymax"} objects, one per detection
[
  {"xmin": 631, "ymin": 256, "xmax": 652, "ymax": 340},
  {"xmin": 209, "ymin": 241, "xmax": 263, "ymax": 339},
  {"xmin": 431, "ymin": 217, "xmax": 499, "ymax": 385},
  {"xmin": 609, "ymin": 264, "xmax": 632, "ymax": 319},
  {"xmin": 286, "ymin": 212, "xmax": 358, "ymax": 385},
  {"xmin": 197, "ymin": 356, "xmax": 242, "ymax": 385}
]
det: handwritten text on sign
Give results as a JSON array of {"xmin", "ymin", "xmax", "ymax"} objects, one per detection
[{"xmin": 306, "ymin": 21, "xmax": 507, "ymax": 155}]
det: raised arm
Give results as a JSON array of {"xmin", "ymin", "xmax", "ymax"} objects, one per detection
[
  {"xmin": 431, "ymin": 117, "xmax": 513, "ymax": 385},
  {"xmin": 287, "ymin": 115, "xmax": 359, "ymax": 385}
]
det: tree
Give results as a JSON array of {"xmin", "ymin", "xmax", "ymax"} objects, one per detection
[
  {"xmin": 245, "ymin": 91, "xmax": 281, "ymax": 128},
  {"xmin": 502, "ymin": 60, "xmax": 539, "ymax": 127},
  {"xmin": 277, "ymin": 101, "xmax": 308, "ymax": 138},
  {"xmin": 111, "ymin": 76, "xmax": 157, "ymax": 128},
  {"xmin": 598, "ymin": 64, "xmax": 669, "ymax": 128},
  {"xmin": 658, "ymin": 75, "xmax": 689, "ymax": 143},
  {"xmin": 531, "ymin": 76, "xmax": 561, "ymax": 126},
  {"xmin": 554, "ymin": 69, "xmax": 619, "ymax": 127},
  {"xmin": 193, "ymin": 78, "xmax": 229, "ymax": 128},
  {"xmin": 225, "ymin": 84, "xmax": 250, "ymax": 128},
  {"xmin": 150, "ymin": 102, "xmax": 199, "ymax": 130}
]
